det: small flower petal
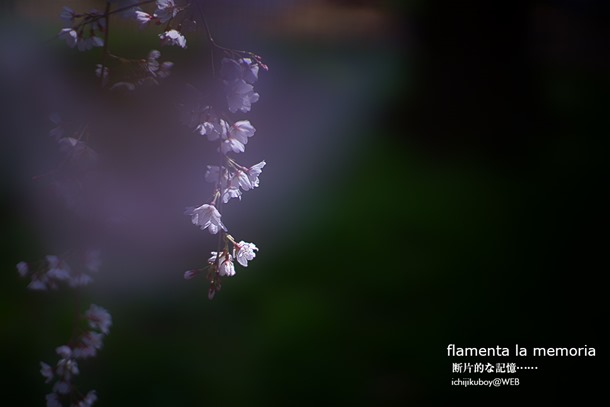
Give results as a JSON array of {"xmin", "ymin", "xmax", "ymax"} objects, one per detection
[
  {"xmin": 40, "ymin": 362, "xmax": 54, "ymax": 383},
  {"xmin": 16, "ymin": 261, "xmax": 29, "ymax": 278},
  {"xmin": 58, "ymin": 28, "xmax": 78, "ymax": 48},
  {"xmin": 56, "ymin": 345, "xmax": 72, "ymax": 359},
  {"xmin": 247, "ymin": 160, "xmax": 266, "ymax": 188},
  {"xmin": 184, "ymin": 269, "xmax": 199, "ymax": 280},
  {"xmin": 185, "ymin": 204, "xmax": 226, "ymax": 234}
]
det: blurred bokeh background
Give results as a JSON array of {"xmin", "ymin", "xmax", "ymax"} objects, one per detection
[{"xmin": 1, "ymin": 0, "xmax": 608, "ymax": 405}]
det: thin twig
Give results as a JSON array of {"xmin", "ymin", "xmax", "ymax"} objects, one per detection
[
  {"xmin": 195, "ymin": 0, "xmax": 216, "ymax": 77},
  {"xmin": 100, "ymin": 1, "xmax": 111, "ymax": 88}
]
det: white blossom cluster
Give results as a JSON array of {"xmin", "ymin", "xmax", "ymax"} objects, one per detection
[
  {"xmin": 58, "ymin": 1, "xmax": 189, "ymax": 52},
  {"xmin": 39, "ymin": 305, "xmax": 112, "ymax": 407},
  {"xmin": 16, "ymin": 250, "xmax": 101, "ymax": 290},
  {"xmin": 123, "ymin": 0, "xmax": 188, "ymax": 48},
  {"xmin": 22, "ymin": 1, "xmax": 270, "ymax": 403},
  {"xmin": 57, "ymin": 1, "xmax": 183, "ymax": 89},
  {"xmin": 182, "ymin": 54, "xmax": 268, "ymax": 299},
  {"xmin": 221, "ymin": 57, "xmax": 264, "ymax": 113}
]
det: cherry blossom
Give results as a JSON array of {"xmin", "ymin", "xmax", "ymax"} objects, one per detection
[
  {"xmin": 72, "ymin": 331, "xmax": 104, "ymax": 359},
  {"xmin": 53, "ymin": 380, "xmax": 71, "ymax": 395},
  {"xmin": 38, "ymin": 301, "xmax": 110, "ymax": 405},
  {"xmin": 56, "ymin": 345, "xmax": 72, "ymax": 360},
  {"xmin": 69, "ymin": 273, "xmax": 94, "ymax": 287},
  {"xmin": 154, "ymin": 0, "xmax": 179, "ymax": 23},
  {"xmin": 226, "ymin": 79, "xmax": 260, "ymax": 113},
  {"xmin": 60, "ymin": 6, "xmax": 75, "ymax": 23},
  {"xmin": 146, "ymin": 50, "xmax": 161, "ymax": 73},
  {"xmin": 184, "ymin": 269, "xmax": 200, "ymax": 280},
  {"xmin": 182, "ymin": 51, "xmax": 267, "ymax": 297},
  {"xmin": 233, "ymin": 170, "xmax": 253, "ymax": 191},
  {"xmin": 85, "ymin": 305, "xmax": 112, "ymax": 335},
  {"xmin": 221, "ymin": 177, "xmax": 242, "ymax": 203},
  {"xmin": 219, "ymin": 257, "xmax": 235, "ymax": 277},
  {"xmin": 55, "ymin": 346, "xmax": 79, "ymax": 379},
  {"xmin": 209, "ymin": 252, "xmax": 235, "ymax": 277},
  {"xmin": 218, "ymin": 120, "xmax": 255, "ymax": 154},
  {"xmin": 22, "ymin": 1, "xmax": 274, "ymax": 403},
  {"xmin": 220, "ymin": 58, "xmax": 242, "ymax": 80},
  {"xmin": 135, "ymin": 10, "xmax": 153, "ymax": 27},
  {"xmin": 234, "ymin": 241, "xmax": 258, "ymax": 267},
  {"xmin": 16, "ymin": 261, "xmax": 28, "ymax": 278},
  {"xmin": 240, "ymin": 58, "xmax": 260, "ymax": 84},
  {"xmin": 46, "ymin": 393, "xmax": 62, "ymax": 407},
  {"xmin": 229, "ymin": 120, "xmax": 256, "ymax": 146},
  {"xmin": 75, "ymin": 391, "xmax": 98, "ymax": 407},
  {"xmin": 247, "ymin": 161, "xmax": 266, "ymax": 188},
  {"xmin": 77, "ymin": 36, "xmax": 104, "ymax": 52},
  {"xmin": 58, "ymin": 28, "xmax": 78, "ymax": 48},
  {"xmin": 159, "ymin": 29, "xmax": 186, "ymax": 49},
  {"xmin": 220, "ymin": 137, "xmax": 246, "ymax": 154},
  {"xmin": 28, "ymin": 275, "xmax": 50, "ymax": 291},
  {"xmin": 196, "ymin": 116, "xmax": 229, "ymax": 142},
  {"xmin": 185, "ymin": 203, "xmax": 226, "ymax": 234},
  {"xmin": 46, "ymin": 255, "xmax": 71, "ymax": 282},
  {"xmin": 17, "ymin": 249, "xmax": 103, "ymax": 291},
  {"xmin": 157, "ymin": 61, "xmax": 174, "ymax": 79},
  {"xmin": 40, "ymin": 362, "xmax": 54, "ymax": 384},
  {"xmin": 221, "ymin": 57, "xmax": 260, "ymax": 84}
]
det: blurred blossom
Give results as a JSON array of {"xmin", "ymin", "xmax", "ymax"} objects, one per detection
[
  {"xmin": 154, "ymin": 0, "xmax": 179, "ymax": 23},
  {"xmin": 85, "ymin": 304, "xmax": 112, "ymax": 335}
]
